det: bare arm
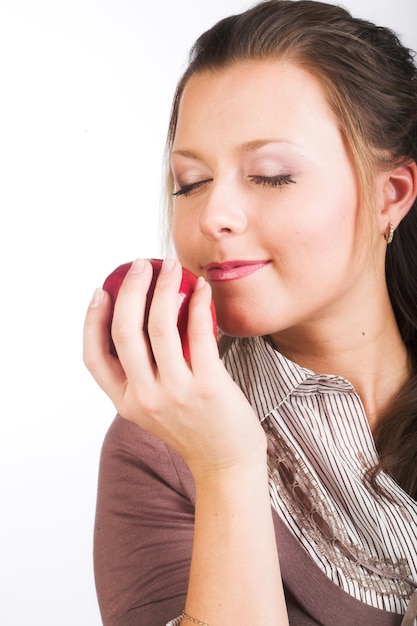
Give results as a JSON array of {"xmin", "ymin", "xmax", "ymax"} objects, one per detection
[
  {"xmin": 84, "ymin": 258, "xmax": 288, "ymax": 626},
  {"xmin": 183, "ymin": 463, "xmax": 287, "ymax": 625}
]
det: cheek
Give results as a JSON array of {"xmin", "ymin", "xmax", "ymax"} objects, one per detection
[
  {"xmin": 172, "ymin": 213, "xmax": 196, "ymax": 266},
  {"xmin": 172, "ymin": 212, "xmax": 185, "ymax": 249},
  {"xmin": 304, "ymin": 182, "xmax": 358, "ymax": 241},
  {"xmin": 277, "ymin": 204, "xmax": 357, "ymax": 280}
]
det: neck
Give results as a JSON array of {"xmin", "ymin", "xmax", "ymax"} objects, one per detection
[{"xmin": 270, "ymin": 298, "xmax": 410, "ymax": 431}]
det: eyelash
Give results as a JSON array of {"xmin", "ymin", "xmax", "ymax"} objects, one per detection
[
  {"xmin": 172, "ymin": 179, "xmax": 213, "ymax": 198},
  {"xmin": 248, "ymin": 174, "xmax": 295, "ymax": 187},
  {"xmin": 172, "ymin": 174, "xmax": 295, "ymax": 197}
]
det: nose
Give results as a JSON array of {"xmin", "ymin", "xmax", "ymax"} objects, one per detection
[{"xmin": 198, "ymin": 183, "xmax": 248, "ymax": 240}]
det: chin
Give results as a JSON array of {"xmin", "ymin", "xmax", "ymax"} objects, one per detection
[{"xmin": 216, "ymin": 315, "xmax": 265, "ymax": 339}]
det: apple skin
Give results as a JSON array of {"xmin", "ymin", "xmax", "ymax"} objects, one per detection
[{"xmin": 102, "ymin": 259, "xmax": 217, "ymax": 361}]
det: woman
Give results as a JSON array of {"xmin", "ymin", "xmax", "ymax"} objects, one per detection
[{"xmin": 83, "ymin": 1, "xmax": 417, "ymax": 624}]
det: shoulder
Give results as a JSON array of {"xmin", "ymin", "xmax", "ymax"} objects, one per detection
[{"xmin": 98, "ymin": 414, "xmax": 196, "ymax": 505}]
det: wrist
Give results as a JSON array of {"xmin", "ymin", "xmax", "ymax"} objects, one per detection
[{"xmin": 191, "ymin": 445, "xmax": 268, "ymax": 492}]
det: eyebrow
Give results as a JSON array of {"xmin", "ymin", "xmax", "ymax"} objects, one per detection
[
  {"xmin": 171, "ymin": 139, "xmax": 299, "ymax": 160},
  {"xmin": 171, "ymin": 148, "xmax": 201, "ymax": 159},
  {"xmin": 236, "ymin": 139, "xmax": 298, "ymax": 153}
]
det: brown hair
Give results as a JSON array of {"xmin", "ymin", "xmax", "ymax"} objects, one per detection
[{"xmin": 164, "ymin": 0, "xmax": 417, "ymax": 498}]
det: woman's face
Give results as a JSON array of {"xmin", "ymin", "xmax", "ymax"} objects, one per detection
[{"xmin": 171, "ymin": 60, "xmax": 374, "ymax": 341}]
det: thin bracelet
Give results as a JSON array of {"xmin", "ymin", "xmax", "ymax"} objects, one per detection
[{"xmin": 181, "ymin": 610, "xmax": 209, "ymax": 626}]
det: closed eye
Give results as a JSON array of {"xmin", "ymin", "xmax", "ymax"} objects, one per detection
[
  {"xmin": 248, "ymin": 174, "xmax": 295, "ymax": 187},
  {"xmin": 172, "ymin": 178, "xmax": 213, "ymax": 197}
]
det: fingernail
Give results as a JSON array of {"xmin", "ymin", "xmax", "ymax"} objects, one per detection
[
  {"xmin": 130, "ymin": 258, "xmax": 145, "ymax": 273},
  {"xmin": 90, "ymin": 288, "xmax": 104, "ymax": 308},
  {"xmin": 161, "ymin": 257, "xmax": 176, "ymax": 273},
  {"xmin": 195, "ymin": 276, "xmax": 206, "ymax": 290}
]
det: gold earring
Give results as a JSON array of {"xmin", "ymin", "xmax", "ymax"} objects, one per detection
[{"xmin": 384, "ymin": 223, "xmax": 394, "ymax": 244}]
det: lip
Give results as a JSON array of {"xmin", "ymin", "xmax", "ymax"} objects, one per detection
[{"xmin": 204, "ymin": 260, "xmax": 271, "ymax": 282}]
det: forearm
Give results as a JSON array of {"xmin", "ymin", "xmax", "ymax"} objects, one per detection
[
  {"xmin": 84, "ymin": 263, "xmax": 287, "ymax": 623},
  {"xmin": 182, "ymin": 461, "xmax": 289, "ymax": 626}
]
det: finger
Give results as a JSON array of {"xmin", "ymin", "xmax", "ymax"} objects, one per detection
[
  {"xmin": 83, "ymin": 287, "xmax": 127, "ymax": 400},
  {"xmin": 110, "ymin": 258, "xmax": 156, "ymax": 382},
  {"xmin": 146, "ymin": 258, "xmax": 188, "ymax": 382},
  {"xmin": 187, "ymin": 277, "xmax": 220, "ymax": 372}
]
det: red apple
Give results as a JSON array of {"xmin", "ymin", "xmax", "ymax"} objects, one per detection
[{"xmin": 102, "ymin": 259, "xmax": 217, "ymax": 361}]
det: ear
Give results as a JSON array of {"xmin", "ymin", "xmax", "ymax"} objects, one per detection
[{"xmin": 379, "ymin": 161, "xmax": 417, "ymax": 235}]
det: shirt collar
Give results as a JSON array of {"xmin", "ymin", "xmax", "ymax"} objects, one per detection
[{"xmin": 223, "ymin": 335, "xmax": 354, "ymax": 420}]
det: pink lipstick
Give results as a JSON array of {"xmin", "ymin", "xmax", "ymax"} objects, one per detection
[{"xmin": 205, "ymin": 260, "xmax": 270, "ymax": 282}]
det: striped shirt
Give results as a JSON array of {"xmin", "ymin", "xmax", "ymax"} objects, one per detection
[{"xmin": 168, "ymin": 335, "xmax": 417, "ymax": 625}]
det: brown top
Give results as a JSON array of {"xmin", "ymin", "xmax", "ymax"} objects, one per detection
[{"xmin": 94, "ymin": 415, "xmax": 404, "ymax": 626}]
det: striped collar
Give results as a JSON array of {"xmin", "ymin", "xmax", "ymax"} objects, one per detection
[
  {"xmin": 223, "ymin": 334, "xmax": 417, "ymax": 618},
  {"xmin": 224, "ymin": 334, "xmax": 355, "ymax": 419}
]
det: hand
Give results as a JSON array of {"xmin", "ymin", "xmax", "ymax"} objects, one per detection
[{"xmin": 83, "ymin": 258, "xmax": 267, "ymax": 482}]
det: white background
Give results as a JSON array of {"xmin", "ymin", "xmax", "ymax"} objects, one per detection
[{"xmin": 0, "ymin": 1, "xmax": 416, "ymax": 624}]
